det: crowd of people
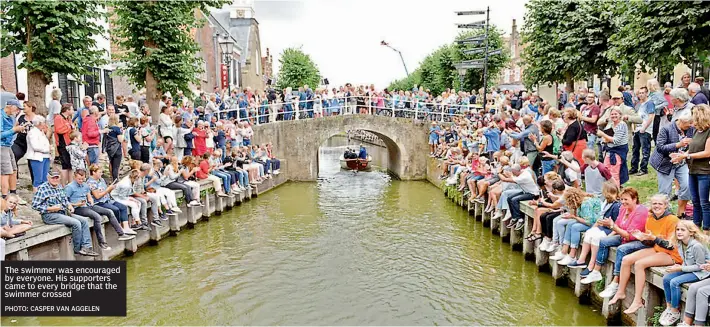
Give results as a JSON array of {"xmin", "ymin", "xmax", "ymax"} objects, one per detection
[
  {"xmin": 430, "ymin": 75, "xmax": 710, "ymax": 325},
  {"xmin": 183, "ymin": 83, "xmax": 483, "ymax": 122},
  {"xmin": 0, "ymin": 85, "xmax": 281, "ymax": 258}
]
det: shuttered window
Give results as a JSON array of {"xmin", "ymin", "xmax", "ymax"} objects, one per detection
[
  {"xmin": 104, "ymin": 69, "xmax": 114, "ymax": 106},
  {"xmin": 83, "ymin": 67, "xmax": 102, "ymax": 99},
  {"xmin": 67, "ymin": 80, "xmax": 79, "ymax": 109},
  {"xmin": 58, "ymin": 73, "xmax": 69, "ymax": 104}
]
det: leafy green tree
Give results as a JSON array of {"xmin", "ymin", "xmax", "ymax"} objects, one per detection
[
  {"xmin": 275, "ymin": 48, "xmax": 321, "ymax": 90},
  {"xmin": 112, "ymin": 0, "xmax": 227, "ymax": 124},
  {"xmin": 521, "ymin": 0, "xmax": 620, "ymax": 92},
  {"xmin": 386, "ymin": 27, "xmax": 509, "ymax": 95},
  {"xmin": 609, "ymin": 0, "xmax": 710, "ymax": 75},
  {"xmin": 452, "ymin": 28, "xmax": 510, "ymax": 92},
  {"xmin": 0, "ymin": 0, "xmax": 106, "ymax": 114}
]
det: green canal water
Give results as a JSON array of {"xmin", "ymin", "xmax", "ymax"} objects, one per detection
[{"xmin": 3, "ymin": 138, "xmax": 606, "ymax": 326}]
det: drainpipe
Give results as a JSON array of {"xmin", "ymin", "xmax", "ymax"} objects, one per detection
[{"xmin": 213, "ymin": 32, "xmax": 220, "ymax": 90}]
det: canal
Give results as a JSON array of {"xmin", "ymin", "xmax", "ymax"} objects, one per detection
[{"xmin": 4, "ymin": 137, "xmax": 605, "ymax": 326}]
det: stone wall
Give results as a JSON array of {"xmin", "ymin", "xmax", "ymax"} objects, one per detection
[
  {"xmin": 251, "ymin": 115, "xmax": 430, "ymax": 181},
  {"xmin": 3, "ymin": 162, "xmax": 287, "ymax": 261}
]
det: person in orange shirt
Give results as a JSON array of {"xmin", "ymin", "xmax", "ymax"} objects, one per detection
[{"xmin": 609, "ymin": 193, "xmax": 681, "ymax": 314}]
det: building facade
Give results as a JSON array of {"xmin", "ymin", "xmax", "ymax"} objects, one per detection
[{"xmin": 497, "ymin": 19, "xmax": 525, "ymax": 91}]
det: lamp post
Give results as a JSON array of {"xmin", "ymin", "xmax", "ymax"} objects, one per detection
[
  {"xmin": 219, "ymin": 34, "xmax": 235, "ymax": 119},
  {"xmin": 381, "ymin": 40, "xmax": 409, "ymax": 76}
]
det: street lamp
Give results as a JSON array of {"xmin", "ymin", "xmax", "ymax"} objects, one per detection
[
  {"xmin": 381, "ymin": 40, "xmax": 409, "ymax": 76},
  {"xmin": 219, "ymin": 34, "xmax": 235, "ymax": 119}
]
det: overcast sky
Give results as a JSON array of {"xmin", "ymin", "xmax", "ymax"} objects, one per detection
[{"xmin": 253, "ymin": 0, "xmax": 527, "ymax": 89}]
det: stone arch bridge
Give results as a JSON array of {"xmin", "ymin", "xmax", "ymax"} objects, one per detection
[{"xmin": 252, "ymin": 115, "xmax": 430, "ymax": 181}]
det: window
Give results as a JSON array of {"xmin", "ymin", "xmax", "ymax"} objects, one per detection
[
  {"xmin": 67, "ymin": 79, "xmax": 79, "ymax": 109},
  {"xmin": 94, "ymin": 68, "xmax": 102, "ymax": 97},
  {"xmin": 83, "ymin": 67, "xmax": 102, "ymax": 99}
]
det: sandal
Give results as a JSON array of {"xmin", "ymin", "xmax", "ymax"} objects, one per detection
[{"xmin": 530, "ymin": 234, "xmax": 543, "ymax": 242}]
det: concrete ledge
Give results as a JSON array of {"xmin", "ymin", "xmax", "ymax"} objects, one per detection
[
  {"xmin": 425, "ymin": 156, "xmax": 698, "ymax": 326},
  {"xmin": 4, "ymin": 162, "xmax": 288, "ymax": 261}
]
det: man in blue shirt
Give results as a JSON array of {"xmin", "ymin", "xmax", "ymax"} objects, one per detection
[
  {"xmin": 238, "ymin": 95, "xmax": 249, "ymax": 122},
  {"xmin": 1, "ymin": 99, "xmax": 25, "ymax": 200},
  {"xmin": 305, "ymin": 85, "xmax": 314, "ymax": 118},
  {"xmin": 429, "ymin": 121, "xmax": 442, "ymax": 156},
  {"xmin": 66, "ymin": 169, "xmax": 130, "ymax": 250},
  {"xmin": 32, "ymin": 170, "xmax": 98, "ymax": 256}
]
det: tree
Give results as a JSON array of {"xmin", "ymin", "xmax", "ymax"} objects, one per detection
[
  {"xmin": 521, "ymin": 0, "xmax": 619, "ymax": 92},
  {"xmin": 452, "ymin": 28, "xmax": 510, "ymax": 93},
  {"xmin": 111, "ymin": 0, "xmax": 227, "ymax": 124},
  {"xmin": 0, "ymin": 0, "xmax": 107, "ymax": 114},
  {"xmin": 275, "ymin": 48, "xmax": 321, "ymax": 90},
  {"xmin": 609, "ymin": 0, "xmax": 710, "ymax": 75},
  {"xmin": 386, "ymin": 27, "xmax": 510, "ymax": 95}
]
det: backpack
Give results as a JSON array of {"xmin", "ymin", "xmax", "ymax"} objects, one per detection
[{"xmin": 552, "ymin": 134, "xmax": 562, "ymax": 155}]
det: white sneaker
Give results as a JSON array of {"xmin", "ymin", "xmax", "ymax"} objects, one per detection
[
  {"xmin": 492, "ymin": 211, "xmax": 502, "ymax": 220},
  {"xmin": 658, "ymin": 308, "xmax": 671, "ymax": 326},
  {"xmin": 545, "ymin": 243, "xmax": 559, "ymax": 253},
  {"xmin": 557, "ymin": 255, "xmax": 574, "ymax": 266},
  {"xmin": 538, "ymin": 239, "xmax": 550, "ymax": 251},
  {"xmin": 677, "ymin": 321, "xmax": 690, "ymax": 326},
  {"xmin": 189, "ymin": 200, "xmax": 200, "ymax": 207},
  {"xmin": 599, "ymin": 282, "xmax": 619, "ymax": 298},
  {"xmin": 581, "ymin": 270, "xmax": 603, "ymax": 284},
  {"xmin": 273, "ymin": 170, "xmax": 280, "ymax": 175},
  {"xmin": 123, "ymin": 228, "xmax": 137, "ymax": 235},
  {"xmin": 550, "ymin": 251, "xmax": 565, "ymax": 261},
  {"xmin": 172, "ymin": 207, "xmax": 182, "ymax": 213},
  {"xmin": 662, "ymin": 310, "xmax": 681, "ymax": 326}
]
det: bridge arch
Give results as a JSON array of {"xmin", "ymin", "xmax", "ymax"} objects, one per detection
[{"xmin": 252, "ymin": 115, "xmax": 429, "ymax": 181}]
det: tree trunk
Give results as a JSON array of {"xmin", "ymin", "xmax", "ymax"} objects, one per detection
[
  {"xmin": 144, "ymin": 34, "xmax": 161, "ymax": 125},
  {"xmin": 565, "ymin": 72, "xmax": 574, "ymax": 94},
  {"xmin": 28, "ymin": 70, "xmax": 49, "ymax": 115},
  {"xmin": 146, "ymin": 67, "xmax": 161, "ymax": 125}
]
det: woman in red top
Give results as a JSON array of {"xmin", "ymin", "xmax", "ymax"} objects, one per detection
[
  {"xmin": 192, "ymin": 121, "xmax": 207, "ymax": 157},
  {"xmin": 53, "ymin": 103, "xmax": 74, "ymax": 184},
  {"xmin": 195, "ymin": 153, "xmax": 227, "ymax": 197}
]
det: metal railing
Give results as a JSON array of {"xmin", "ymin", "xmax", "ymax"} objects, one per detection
[{"xmin": 209, "ymin": 95, "xmax": 484, "ymax": 125}]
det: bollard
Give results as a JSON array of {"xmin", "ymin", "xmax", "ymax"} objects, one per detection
[
  {"xmin": 169, "ymin": 211, "xmax": 181, "ymax": 235},
  {"xmin": 59, "ymin": 236, "xmax": 76, "ymax": 260},
  {"xmin": 499, "ymin": 218, "xmax": 510, "ymax": 242},
  {"xmin": 149, "ymin": 222, "xmax": 161, "ymax": 243}
]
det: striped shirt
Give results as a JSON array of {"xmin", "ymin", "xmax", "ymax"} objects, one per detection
[{"xmin": 606, "ymin": 121, "xmax": 629, "ymax": 147}]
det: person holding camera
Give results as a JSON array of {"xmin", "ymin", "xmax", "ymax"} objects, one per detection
[{"xmin": 1, "ymin": 100, "xmax": 27, "ymax": 201}]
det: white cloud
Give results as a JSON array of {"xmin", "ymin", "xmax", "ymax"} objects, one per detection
[{"xmin": 255, "ymin": 0, "xmax": 527, "ymax": 90}]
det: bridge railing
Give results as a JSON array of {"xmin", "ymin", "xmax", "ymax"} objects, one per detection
[{"xmin": 213, "ymin": 95, "xmax": 485, "ymax": 125}]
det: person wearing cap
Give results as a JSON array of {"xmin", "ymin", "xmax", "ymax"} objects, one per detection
[
  {"xmin": 1, "ymin": 99, "xmax": 26, "ymax": 201},
  {"xmin": 596, "ymin": 91, "xmax": 641, "ymax": 142},
  {"xmin": 32, "ymin": 170, "xmax": 98, "ymax": 256}
]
